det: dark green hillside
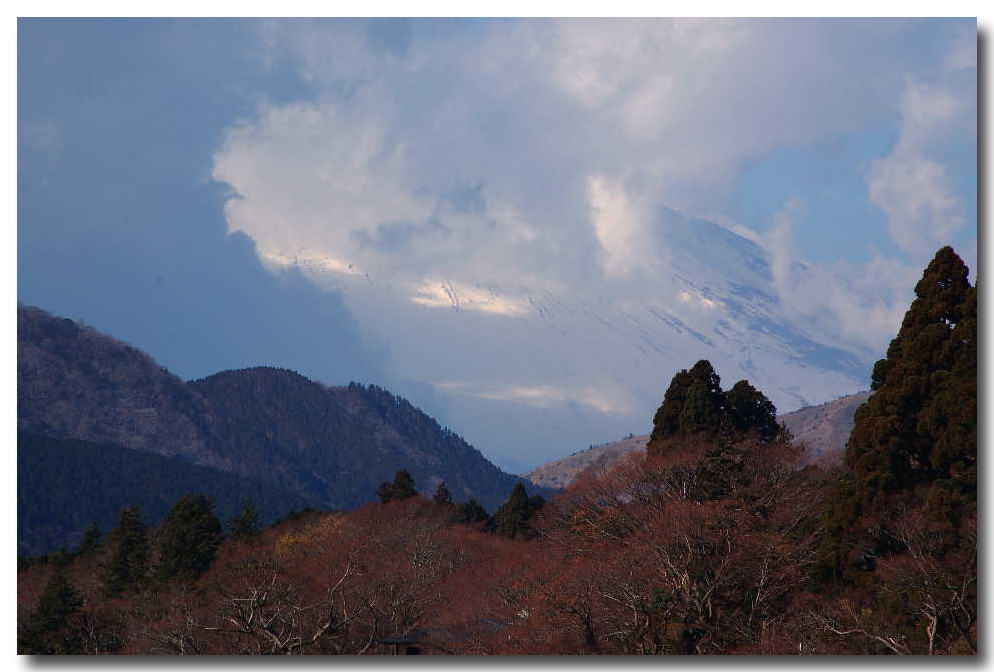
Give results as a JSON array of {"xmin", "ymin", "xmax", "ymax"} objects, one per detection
[
  {"xmin": 189, "ymin": 368, "xmax": 530, "ymax": 511},
  {"xmin": 19, "ymin": 303, "xmax": 535, "ymax": 541},
  {"xmin": 18, "ymin": 432, "xmax": 317, "ymax": 556}
]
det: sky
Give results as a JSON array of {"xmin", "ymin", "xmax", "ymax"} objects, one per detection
[{"xmin": 17, "ymin": 18, "xmax": 977, "ymax": 473}]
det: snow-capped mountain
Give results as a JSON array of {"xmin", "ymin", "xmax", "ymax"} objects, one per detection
[{"xmin": 260, "ymin": 207, "xmax": 875, "ymax": 471}]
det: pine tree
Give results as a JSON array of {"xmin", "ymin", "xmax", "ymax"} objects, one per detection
[
  {"xmin": 227, "ymin": 499, "xmax": 260, "ymax": 539},
  {"xmin": 650, "ymin": 369, "xmax": 693, "ymax": 441},
  {"xmin": 493, "ymin": 483, "xmax": 544, "ymax": 539},
  {"xmin": 846, "ymin": 246, "xmax": 976, "ymax": 505},
  {"xmin": 451, "ymin": 498, "xmax": 490, "ymax": 524},
  {"xmin": 102, "ymin": 505, "xmax": 149, "ymax": 598},
  {"xmin": 19, "ymin": 567, "xmax": 84, "ymax": 654},
  {"xmin": 155, "ymin": 494, "xmax": 223, "ymax": 584},
  {"xmin": 75, "ymin": 522, "xmax": 102, "ymax": 557},
  {"xmin": 678, "ymin": 360, "xmax": 726, "ymax": 435},
  {"xmin": 650, "ymin": 360, "xmax": 781, "ymax": 457},
  {"xmin": 377, "ymin": 469, "xmax": 418, "ymax": 503},
  {"xmin": 725, "ymin": 380, "xmax": 779, "ymax": 441}
]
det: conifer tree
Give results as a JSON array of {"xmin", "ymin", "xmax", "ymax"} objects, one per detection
[
  {"xmin": 725, "ymin": 380, "xmax": 779, "ymax": 441},
  {"xmin": 228, "ymin": 499, "xmax": 260, "ymax": 539},
  {"xmin": 846, "ymin": 246, "xmax": 976, "ymax": 506},
  {"xmin": 650, "ymin": 369, "xmax": 693, "ymax": 441},
  {"xmin": 155, "ymin": 494, "xmax": 223, "ymax": 584},
  {"xmin": 377, "ymin": 469, "xmax": 418, "ymax": 503},
  {"xmin": 103, "ymin": 505, "xmax": 149, "ymax": 598},
  {"xmin": 451, "ymin": 497, "xmax": 490, "ymax": 524},
  {"xmin": 76, "ymin": 522, "xmax": 102, "ymax": 557},
  {"xmin": 18, "ymin": 567, "xmax": 84, "ymax": 654},
  {"xmin": 493, "ymin": 483, "xmax": 544, "ymax": 539}
]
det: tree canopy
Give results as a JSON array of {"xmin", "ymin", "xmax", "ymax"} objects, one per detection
[
  {"xmin": 845, "ymin": 246, "xmax": 976, "ymax": 510},
  {"xmin": 155, "ymin": 494, "xmax": 223, "ymax": 584},
  {"xmin": 649, "ymin": 360, "xmax": 780, "ymax": 454},
  {"xmin": 377, "ymin": 469, "xmax": 418, "ymax": 503}
]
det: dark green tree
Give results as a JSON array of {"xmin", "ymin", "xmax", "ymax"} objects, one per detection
[
  {"xmin": 227, "ymin": 499, "xmax": 260, "ymax": 539},
  {"xmin": 846, "ymin": 246, "xmax": 976, "ymax": 506},
  {"xmin": 650, "ymin": 369, "xmax": 693, "ymax": 441},
  {"xmin": 155, "ymin": 494, "xmax": 223, "ymax": 584},
  {"xmin": 724, "ymin": 380, "xmax": 779, "ymax": 442},
  {"xmin": 376, "ymin": 469, "xmax": 417, "ymax": 503},
  {"xmin": 650, "ymin": 360, "xmax": 783, "ymax": 457},
  {"xmin": 75, "ymin": 522, "xmax": 102, "ymax": 557},
  {"xmin": 19, "ymin": 567, "xmax": 84, "ymax": 654},
  {"xmin": 451, "ymin": 498, "xmax": 490, "ymax": 524},
  {"xmin": 103, "ymin": 505, "xmax": 149, "ymax": 597},
  {"xmin": 678, "ymin": 360, "xmax": 726, "ymax": 435},
  {"xmin": 432, "ymin": 482, "xmax": 453, "ymax": 506},
  {"xmin": 493, "ymin": 483, "xmax": 544, "ymax": 539}
]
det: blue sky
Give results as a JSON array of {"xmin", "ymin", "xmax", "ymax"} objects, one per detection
[{"xmin": 17, "ymin": 18, "xmax": 977, "ymax": 472}]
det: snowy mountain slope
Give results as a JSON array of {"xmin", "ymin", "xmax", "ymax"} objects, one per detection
[{"xmin": 261, "ymin": 207, "xmax": 875, "ymax": 470}]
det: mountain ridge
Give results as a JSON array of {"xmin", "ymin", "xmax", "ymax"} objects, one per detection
[{"xmin": 18, "ymin": 304, "xmax": 538, "ymax": 552}]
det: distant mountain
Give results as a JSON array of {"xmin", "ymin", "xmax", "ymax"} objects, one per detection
[
  {"xmin": 524, "ymin": 434, "xmax": 649, "ymax": 490},
  {"xmin": 781, "ymin": 391, "xmax": 871, "ymax": 465},
  {"xmin": 188, "ymin": 368, "xmax": 532, "ymax": 511},
  {"xmin": 18, "ymin": 304, "xmax": 211, "ymax": 463},
  {"xmin": 18, "ymin": 304, "xmax": 535, "ymax": 553},
  {"xmin": 523, "ymin": 391, "xmax": 871, "ymax": 489}
]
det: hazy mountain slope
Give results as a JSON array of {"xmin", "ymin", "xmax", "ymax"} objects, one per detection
[
  {"xmin": 17, "ymin": 304, "xmax": 213, "ymax": 464},
  {"xmin": 524, "ymin": 391, "xmax": 871, "ymax": 489},
  {"xmin": 17, "ymin": 432, "xmax": 316, "ymax": 556},
  {"xmin": 781, "ymin": 391, "xmax": 871, "ymax": 464},
  {"xmin": 18, "ymin": 304, "xmax": 532, "ymax": 525},
  {"xmin": 524, "ymin": 434, "xmax": 649, "ymax": 490}
]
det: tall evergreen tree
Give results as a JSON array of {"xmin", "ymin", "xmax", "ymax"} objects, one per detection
[
  {"xmin": 846, "ymin": 246, "xmax": 976, "ymax": 506},
  {"xmin": 18, "ymin": 567, "xmax": 84, "ymax": 654},
  {"xmin": 102, "ymin": 505, "xmax": 149, "ymax": 598},
  {"xmin": 377, "ymin": 469, "xmax": 418, "ymax": 503},
  {"xmin": 75, "ymin": 522, "xmax": 102, "ymax": 557},
  {"xmin": 493, "ymin": 483, "xmax": 544, "ymax": 539},
  {"xmin": 649, "ymin": 360, "xmax": 782, "ymax": 456},
  {"xmin": 650, "ymin": 369, "xmax": 693, "ymax": 441},
  {"xmin": 451, "ymin": 497, "xmax": 490, "ymax": 524},
  {"xmin": 227, "ymin": 499, "xmax": 260, "ymax": 539},
  {"xmin": 155, "ymin": 494, "xmax": 223, "ymax": 584},
  {"xmin": 725, "ymin": 380, "xmax": 779, "ymax": 442}
]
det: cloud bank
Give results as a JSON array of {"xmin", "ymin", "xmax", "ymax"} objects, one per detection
[{"xmin": 205, "ymin": 18, "xmax": 977, "ymax": 468}]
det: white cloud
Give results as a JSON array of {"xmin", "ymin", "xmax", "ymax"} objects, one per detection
[
  {"xmin": 867, "ymin": 80, "xmax": 971, "ymax": 258},
  {"xmin": 586, "ymin": 175, "xmax": 655, "ymax": 278},
  {"xmin": 764, "ymin": 197, "xmax": 928, "ymax": 352},
  {"xmin": 434, "ymin": 381, "xmax": 637, "ymax": 416},
  {"xmin": 207, "ymin": 19, "xmax": 975, "ymax": 457}
]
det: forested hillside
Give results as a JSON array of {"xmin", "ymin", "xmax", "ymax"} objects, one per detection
[
  {"xmin": 17, "ymin": 432, "xmax": 315, "ymax": 557},
  {"xmin": 18, "ymin": 306, "xmax": 533, "ymax": 553},
  {"xmin": 189, "ymin": 369, "xmax": 529, "ymax": 511}
]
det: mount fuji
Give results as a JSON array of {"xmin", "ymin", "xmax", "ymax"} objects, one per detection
[{"xmin": 255, "ymin": 206, "xmax": 876, "ymax": 472}]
